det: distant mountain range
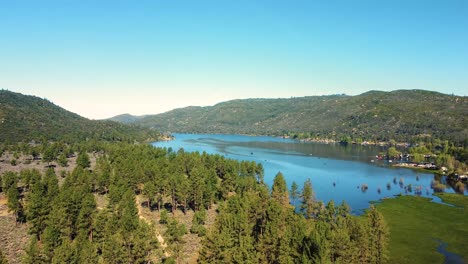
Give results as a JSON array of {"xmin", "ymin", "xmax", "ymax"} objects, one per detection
[
  {"xmin": 0, "ymin": 90, "xmax": 158, "ymax": 143},
  {"xmin": 109, "ymin": 90, "xmax": 468, "ymax": 143}
]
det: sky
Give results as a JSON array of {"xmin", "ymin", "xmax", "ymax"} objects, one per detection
[{"xmin": 1, "ymin": 0, "xmax": 467, "ymax": 119}]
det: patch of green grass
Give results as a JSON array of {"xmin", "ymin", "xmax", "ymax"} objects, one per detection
[
  {"xmin": 436, "ymin": 193, "xmax": 468, "ymax": 209},
  {"xmin": 376, "ymin": 195, "xmax": 468, "ymax": 264}
]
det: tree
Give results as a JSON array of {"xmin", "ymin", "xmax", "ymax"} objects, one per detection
[
  {"xmin": 51, "ymin": 239, "xmax": 76, "ymax": 264},
  {"xmin": 26, "ymin": 178, "xmax": 51, "ymax": 241},
  {"xmin": 165, "ymin": 217, "xmax": 186, "ymax": 264},
  {"xmin": 44, "ymin": 168, "xmax": 59, "ymax": 200},
  {"xmin": 128, "ymin": 222, "xmax": 159, "ymax": 263},
  {"xmin": 42, "ymin": 145, "xmax": 57, "ymax": 165},
  {"xmin": 412, "ymin": 153, "xmax": 425, "ymax": 163},
  {"xmin": 190, "ymin": 209, "xmax": 207, "ymax": 236},
  {"xmin": 57, "ymin": 153, "xmax": 68, "ymax": 167},
  {"xmin": 2, "ymin": 172, "xmax": 17, "ymax": 193},
  {"xmin": 7, "ymin": 184, "xmax": 24, "ymax": 224},
  {"xmin": 271, "ymin": 172, "xmax": 289, "ymax": 206},
  {"xmin": 142, "ymin": 180, "xmax": 157, "ymax": 210},
  {"xmin": 22, "ymin": 236, "xmax": 46, "ymax": 264},
  {"xmin": 300, "ymin": 178, "xmax": 317, "ymax": 218},
  {"xmin": 387, "ymin": 147, "xmax": 400, "ymax": 159},
  {"xmin": 76, "ymin": 151, "xmax": 91, "ymax": 169},
  {"xmin": 76, "ymin": 193, "xmax": 96, "ymax": 240},
  {"xmin": 189, "ymin": 167, "xmax": 206, "ymax": 211},
  {"xmin": 368, "ymin": 205, "xmax": 389, "ymax": 264},
  {"xmin": 160, "ymin": 209, "xmax": 169, "ymax": 224},
  {"xmin": 118, "ymin": 190, "xmax": 139, "ymax": 234},
  {"xmin": 94, "ymin": 156, "xmax": 111, "ymax": 194},
  {"xmin": 290, "ymin": 181, "xmax": 299, "ymax": 208}
]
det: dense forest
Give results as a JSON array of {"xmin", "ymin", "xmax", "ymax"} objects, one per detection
[
  {"xmin": 0, "ymin": 142, "xmax": 388, "ymax": 263},
  {"xmin": 110, "ymin": 90, "xmax": 468, "ymax": 144},
  {"xmin": 0, "ymin": 90, "xmax": 159, "ymax": 143}
]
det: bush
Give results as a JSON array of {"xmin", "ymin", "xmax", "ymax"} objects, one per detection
[
  {"xmin": 190, "ymin": 210, "xmax": 207, "ymax": 236},
  {"xmin": 159, "ymin": 209, "xmax": 169, "ymax": 224},
  {"xmin": 431, "ymin": 180, "xmax": 446, "ymax": 192},
  {"xmin": 455, "ymin": 181, "xmax": 465, "ymax": 193}
]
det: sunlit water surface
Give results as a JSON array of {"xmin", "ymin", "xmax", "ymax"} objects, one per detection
[{"xmin": 153, "ymin": 133, "xmax": 457, "ymax": 214}]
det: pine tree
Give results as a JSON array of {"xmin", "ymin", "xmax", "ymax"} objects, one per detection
[
  {"xmin": 300, "ymin": 178, "xmax": 317, "ymax": 218},
  {"xmin": 160, "ymin": 209, "xmax": 169, "ymax": 224},
  {"xmin": 76, "ymin": 151, "xmax": 91, "ymax": 169},
  {"xmin": 94, "ymin": 157, "xmax": 111, "ymax": 194},
  {"xmin": 142, "ymin": 180, "xmax": 157, "ymax": 210},
  {"xmin": 119, "ymin": 190, "xmax": 139, "ymax": 234},
  {"xmin": 290, "ymin": 181, "xmax": 299, "ymax": 208},
  {"xmin": 51, "ymin": 239, "xmax": 76, "ymax": 264},
  {"xmin": 165, "ymin": 217, "xmax": 186, "ymax": 264},
  {"xmin": 1, "ymin": 172, "xmax": 17, "ymax": 193},
  {"xmin": 101, "ymin": 232, "xmax": 129, "ymax": 263},
  {"xmin": 44, "ymin": 168, "xmax": 59, "ymax": 201},
  {"xmin": 129, "ymin": 222, "xmax": 159, "ymax": 263},
  {"xmin": 26, "ymin": 179, "xmax": 50, "ymax": 240},
  {"xmin": 189, "ymin": 167, "xmax": 206, "ymax": 211},
  {"xmin": 76, "ymin": 193, "xmax": 96, "ymax": 240},
  {"xmin": 42, "ymin": 145, "xmax": 57, "ymax": 165},
  {"xmin": 41, "ymin": 224, "xmax": 62, "ymax": 262},
  {"xmin": 271, "ymin": 172, "xmax": 289, "ymax": 206},
  {"xmin": 22, "ymin": 236, "xmax": 46, "ymax": 264},
  {"xmin": 57, "ymin": 152, "xmax": 68, "ymax": 167},
  {"xmin": 6, "ymin": 183, "xmax": 20, "ymax": 223},
  {"xmin": 190, "ymin": 209, "xmax": 207, "ymax": 236},
  {"xmin": 368, "ymin": 205, "xmax": 389, "ymax": 264}
]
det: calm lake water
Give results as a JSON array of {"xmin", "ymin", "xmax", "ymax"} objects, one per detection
[{"xmin": 152, "ymin": 133, "xmax": 456, "ymax": 214}]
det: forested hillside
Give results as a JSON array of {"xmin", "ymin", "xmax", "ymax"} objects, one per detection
[
  {"xmin": 0, "ymin": 90, "xmax": 158, "ymax": 143},
  {"xmin": 108, "ymin": 113, "xmax": 145, "ymax": 124},
  {"xmin": 0, "ymin": 142, "xmax": 389, "ymax": 263},
  {"xmin": 115, "ymin": 90, "xmax": 468, "ymax": 144}
]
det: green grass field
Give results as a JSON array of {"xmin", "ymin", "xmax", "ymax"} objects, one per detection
[{"xmin": 375, "ymin": 194, "xmax": 468, "ymax": 264}]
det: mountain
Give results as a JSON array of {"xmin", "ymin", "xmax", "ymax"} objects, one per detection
[
  {"xmin": 0, "ymin": 90, "xmax": 159, "ymax": 143},
  {"xmin": 112, "ymin": 90, "xmax": 468, "ymax": 143},
  {"xmin": 107, "ymin": 113, "xmax": 145, "ymax": 124}
]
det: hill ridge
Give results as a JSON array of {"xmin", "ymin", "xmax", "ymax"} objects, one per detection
[
  {"xmin": 109, "ymin": 89, "xmax": 468, "ymax": 143},
  {"xmin": 0, "ymin": 90, "xmax": 158, "ymax": 143}
]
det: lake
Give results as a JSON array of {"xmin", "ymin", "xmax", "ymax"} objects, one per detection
[{"xmin": 153, "ymin": 133, "xmax": 455, "ymax": 214}]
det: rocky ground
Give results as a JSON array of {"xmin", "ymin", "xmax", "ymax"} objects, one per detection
[{"xmin": 0, "ymin": 193, "xmax": 29, "ymax": 264}]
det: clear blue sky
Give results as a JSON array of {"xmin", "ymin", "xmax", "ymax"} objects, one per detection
[{"xmin": 1, "ymin": 0, "xmax": 467, "ymax": 119}]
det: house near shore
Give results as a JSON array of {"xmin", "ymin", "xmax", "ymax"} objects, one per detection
[{"xmin": 416, "ymin": 163, "xmax": 438, "ymax": 170}]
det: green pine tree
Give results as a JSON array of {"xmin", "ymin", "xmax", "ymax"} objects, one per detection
[
  {"xmin": 290, "ymin": 181, "xmax": 299, "ymax": 208},
  {"xmin": 368, "ymin": 205, "xmax": 389, "ymax": 264},
  {"xmin": 76, "ymin": 151, "xmax": 91, "ymax": 169},
  {"xmin": 300, "ymin": 179, "xmax": 317, "ymax": 218},
  {"xmin": 271, "ymin": 172, "xmax": 289, "ymax": 206}
]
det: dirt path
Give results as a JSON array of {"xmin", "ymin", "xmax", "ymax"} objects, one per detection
[{"xmin": 135, "ymin": 195, "xmax": 169, "ymax": 258}]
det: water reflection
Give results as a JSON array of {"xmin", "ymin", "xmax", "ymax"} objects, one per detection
[{"xmin": 153, "ymin": 134, "xmax": 461, "ymax": 214}]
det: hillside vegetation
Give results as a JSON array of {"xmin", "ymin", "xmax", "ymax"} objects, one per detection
[
  {"xmin": 0, "ymin": 142, "xmax": 389, "ymax": 263},
  {"xmin": 108, "ymin": 113, "xmax": 146, "ymax": 124},
  {"xmin": 0, "ymin": 90, "xmax": 158, "ymax": 143},
  {"xmin": 116, "ymin": 90, "xmax": 468, "ymax": 144}
]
